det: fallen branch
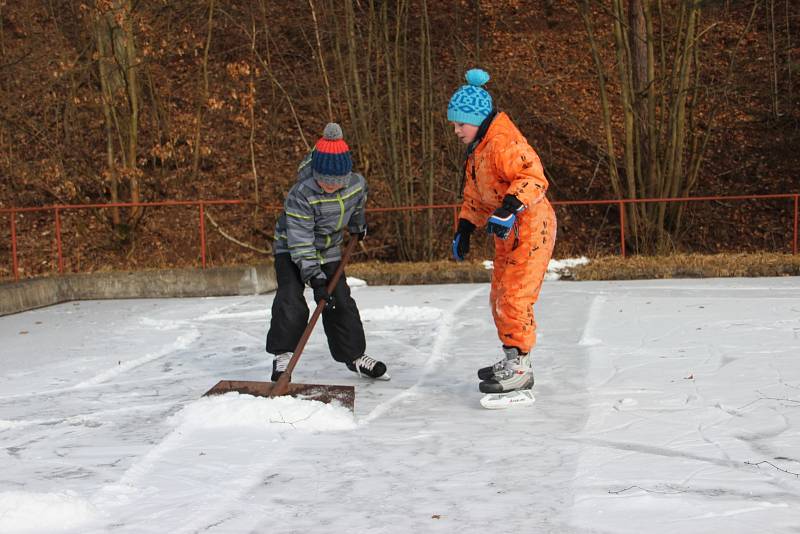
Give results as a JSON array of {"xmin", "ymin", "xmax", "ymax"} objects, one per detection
[
  {"xmin": 204, "ymin": 211, "xmax": 270, "ymax": 255},
  {"xmin": 745, "ymin": 460, "xmax": 800, "ymax": 478},
  {"xmin": 608, "ymin": 485, "xmax": 686, "ymax": 495}
]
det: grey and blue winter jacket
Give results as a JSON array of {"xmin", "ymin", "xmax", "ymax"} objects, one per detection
[{"xmin": 273, "ymin": 155, "xmax": 367, "ymax": 282}]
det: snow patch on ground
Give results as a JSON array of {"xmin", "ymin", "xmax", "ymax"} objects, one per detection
[
  {"xmin": 545, "ymin": 256, "xmax": 590, "ymax": 280},
  {"xmin": 0, "ymin": 491, "xmax": 98, "ymax": 533},
  {"xmin": 482, "ymin": 256, "xmax": 590, "ymax": 280}
]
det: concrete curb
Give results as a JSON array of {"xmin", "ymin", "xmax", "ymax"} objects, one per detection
[{"xmin": 0, "ymin": 263, "xmax": 276, "ymax": 317}]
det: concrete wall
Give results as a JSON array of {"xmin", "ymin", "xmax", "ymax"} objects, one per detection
[{"xmin": 0, "ymin": 263, "xmax": 276, "ymax": 317}]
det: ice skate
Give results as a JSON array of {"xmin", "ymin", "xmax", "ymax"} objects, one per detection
[
  {"xmin": 478, "ymin": 348, "xmax": 533, "ymax": 394},
  {"xmin": 271, "ymin": 352, "xmax": 292, "ymax": 382},
  {"xmin": 346, "ymin": 354, "xmax": 390, "ymax": 380}
]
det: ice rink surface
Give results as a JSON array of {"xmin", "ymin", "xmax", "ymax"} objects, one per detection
[{"xmin": 1, "ymin": 277, "xmax": 799, "ymax": 533}]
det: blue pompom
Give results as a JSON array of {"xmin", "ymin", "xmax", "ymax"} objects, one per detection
[{"xmin": 465, "ymin": 68, "xmax": 490, "ymax": 87}]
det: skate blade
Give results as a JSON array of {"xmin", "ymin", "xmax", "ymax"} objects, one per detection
[
  {"xmin": 480, "ymin": 390, "xmax": 535, "ymax": 410},
  {"xmin": 352, "ymin": 371, "xmax": 391, "ymax": 381}
]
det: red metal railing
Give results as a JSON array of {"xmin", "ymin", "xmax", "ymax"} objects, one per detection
[{"xmin": 1, "ymin": 193, "xmax": 797, "ymax": 281}]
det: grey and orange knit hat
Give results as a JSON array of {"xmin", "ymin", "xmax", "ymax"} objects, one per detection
[{"xmin": 311, "ymin": 123, "xmax": 352, "ymax": 186}]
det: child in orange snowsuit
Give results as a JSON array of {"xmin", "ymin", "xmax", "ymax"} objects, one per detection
[{"xmin": 449, "ymin": 69, "xmax": 557, "ymax": 394}]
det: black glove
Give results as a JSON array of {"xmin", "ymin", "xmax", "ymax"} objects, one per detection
[
  {"xmin": 452, "ymin": 219, "xmax": 476, "ymax": 261},
  {"xmin": 487, "ymin": 194, "xmax": 525, "ymax": 239},
  {"xmin": 350, "ymin": 224, "xmax": 367, "ymax": 242},
  {"xmin": 310, "ymin": 276, "xmax": 335, "ymax": 310}
]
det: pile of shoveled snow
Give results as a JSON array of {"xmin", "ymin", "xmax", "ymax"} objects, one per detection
[{"xmin": 172, "ymin": 393, "xmax": 358, "ymax": 432}]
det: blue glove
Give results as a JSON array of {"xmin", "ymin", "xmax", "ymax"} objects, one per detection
[
  {"xmin": 452, "ymin": 219, "xmax": 476, "ymax": 261},
  {"xmin": 487, "ymin": 195, "xmax": 525, "ymax": 239}
]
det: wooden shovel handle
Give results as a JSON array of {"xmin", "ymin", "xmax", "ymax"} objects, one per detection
[{"xmin": 270, "ymin": 238, "xmax": 359, "ymax": 397}]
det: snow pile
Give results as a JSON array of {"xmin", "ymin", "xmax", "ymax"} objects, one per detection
[
  {"xmin": 360, "ymin": 305, "xmax": 443, "ymax": 322},
  {"xmin": 545, "ymin": 257, "xmax": 590, "ymax": 280},
  {"xmin": 482, "ymin": 256, "xmax": 590, "ymax": 280},
  {"xmin": 171, "ymin": 393, "xmax": 357, "ymax": 432},
  {"xmin": 346, "ymin": 276, "xmax": 367, "ymax": 287},
  {"xmin": 0, "ymin": 491, "xmax": 98, "ymax": 533}
]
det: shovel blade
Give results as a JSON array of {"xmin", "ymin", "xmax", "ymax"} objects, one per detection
[{"xmin": 203, "ymin": 380, "xmax": 355, "ymax": 411}]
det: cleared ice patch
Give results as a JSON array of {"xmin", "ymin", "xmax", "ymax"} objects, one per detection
[
  {"xmin": 138, "ymin": 317, "xmax": 183, "ymax": 330},
  {"xmin": 171, "ymin": 393, "xmax": 357, "ymax": 432},
  {"xmin": 0, "ymin": 491, "xmax": 98, "ymax": 533},
  {"xmin": 361, "ymin": 305, "xmax": 443, "ymax": 322},
  {"xmin": 196, "ymin": 309, "xmax": 267, "ymax": 321}
]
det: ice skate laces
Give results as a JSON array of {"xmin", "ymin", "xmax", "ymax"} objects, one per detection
[
  {"xmin": 274, "ymin": 352, "xmax": 291, "ymax": 372},
  {"xmin": 498, "ymin": 353, "xmax": 531, "ymax": 380},
  {"xmin": 491, "ymin": 359, "xmax": 506, "ymax": 372},
  {"xmin": 352, "ymin": 355, "xmax": 378, "ymax": 376}
]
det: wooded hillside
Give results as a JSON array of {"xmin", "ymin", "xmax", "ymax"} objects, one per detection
[{"xmin": 0, "ymin": 1, "xmax": 798, "ymax": 277}]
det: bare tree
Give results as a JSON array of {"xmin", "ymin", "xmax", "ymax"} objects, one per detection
[
  {"xmin": 192, "ymin": 0, "xmax": 215, "ymax": 181},
  {"xmin": 92, "ymin": 0, "xmax": 141, "ymax": 232},
  {"xmin": 577, "ymin": 0, "xmax": 760, "ymax": 253},
  {"xmin": 329, "ymin": 0, "xmax": 443, "ymax": 260}
]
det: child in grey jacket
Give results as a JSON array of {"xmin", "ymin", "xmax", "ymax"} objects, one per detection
[{"xmin": 266, "ymin": 123, "xmax": 389, "ymax": 382}]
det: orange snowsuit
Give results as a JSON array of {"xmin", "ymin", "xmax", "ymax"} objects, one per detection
[{"xmin": 459, "ymin": 112, "xmax": 557, "ymax": 353}]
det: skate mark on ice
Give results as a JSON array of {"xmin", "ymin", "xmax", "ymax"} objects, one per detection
[
  {"xmin": 569, "ymin": 435, "xmax": 754, "ymax": 471},
  {"xmin": 0, "ymin": 329, "xmax": 201, "ymax": 402},
  {"xmin": 578, "ymin": 295, "xmax": 606, "ymax": 347},
  {"xmin": 361, "ymin": 286, "xmax": 486, "ymax": 424},
  {"xmin": 75, "ymin": 330, "xmax": 200, "ymax": 388},
  {"xmin": 580, "ymin": 295, "xmax": 620, "ymax": 389}
]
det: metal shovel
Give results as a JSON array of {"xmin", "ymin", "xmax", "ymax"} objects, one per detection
[{"xmin": 203, "ymin": 238, "xmax": 358, "ymax": 411}]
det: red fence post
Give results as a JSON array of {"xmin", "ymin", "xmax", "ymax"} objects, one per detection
[
  {"xmin": 10, "ymin": 209, "xmax": 18, "ymax": 281},
  {"xmin": 794, "ymin": 194, "xmax": 798, "ymax": 255},
  {"xmin": 619, "ymin": 201, "xmax": 626, "ymax": 258},
  {"xmin": 199, "ymin": 201, "xmax": 207, "ymax": 268},
  {"xmin": 54, "ymin": 207, "xmax": 64, "ymax": 274}
]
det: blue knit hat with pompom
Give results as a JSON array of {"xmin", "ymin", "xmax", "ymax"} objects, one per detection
[{"xmin": 447, "ymin": 69, "xmax": 493, "ymax": 126}]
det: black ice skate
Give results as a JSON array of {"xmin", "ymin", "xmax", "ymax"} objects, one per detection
[{"xmin": 346, "ymin": 354, "xmax": 390, "ymax": 380}]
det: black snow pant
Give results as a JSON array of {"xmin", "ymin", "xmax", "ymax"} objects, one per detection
[{"xmin": 265, "ymin": 253, "xmax": 366, "ymax": 364}]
